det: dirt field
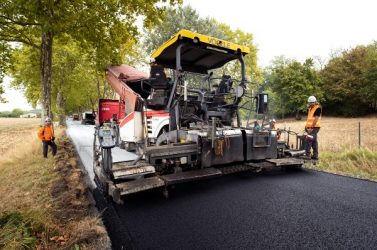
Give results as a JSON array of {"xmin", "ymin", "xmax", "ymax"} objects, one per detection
[
  {"xmin": 275, "ymin": 116, "xmax": 377, "ymax": 152},
  {"xmin": 0, "ymin": 118, "xmax": 41, "ymax": 155}
]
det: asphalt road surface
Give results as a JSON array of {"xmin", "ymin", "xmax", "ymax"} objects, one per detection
[{"xmin": 67, "ymin": 121, "xmax": 377, "ymax": 249}]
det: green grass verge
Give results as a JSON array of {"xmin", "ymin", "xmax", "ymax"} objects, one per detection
[
  {"xmin": 0, "ymin": 211, "xmax": 40, "ymax": 249},
  {"xmin": 307, "ymin": 148, "xmax": 377, "ymax": 181}
]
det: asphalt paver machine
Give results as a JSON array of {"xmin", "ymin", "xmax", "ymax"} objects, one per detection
[{"xmin": 94, "ymin": 30, "xmax": 305, "ymax": 203}]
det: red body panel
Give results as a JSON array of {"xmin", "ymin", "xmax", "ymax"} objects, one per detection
[
  {"xmin": 145, "ymin": 110, "xmax": 170, "ymax": 117},
  {"xmin": 102, "ymin": 65, "xmax": 169, "ymax": 128},
  {"xmin": 105, "ymin": 73, "xmax": 139, "ymax": 115},
  {"xmin": 98, "ymin": 99, "xmax": 125, "ymax": 124}
]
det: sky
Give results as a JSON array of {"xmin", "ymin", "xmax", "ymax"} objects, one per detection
[
  {"xmin": 185, "ymin": 0, "xmax": 377, "ymax": 66},
  {"xmin": 1, "ymin": 0, "xmax": 376, "ymax": 111},
  {"xmin": 0, "ymin": 77, "xmax": 34, "ymax": 112}
]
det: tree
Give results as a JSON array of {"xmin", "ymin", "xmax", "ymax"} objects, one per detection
[
  {"xmin": 10, "ymin": 46, "xmax": 41, "ymax": 108},
  {"xmin": 11, "ymin": 36, "xmax": 111, "ymax": 125},
  {"xmin": 11, "ymin": 108, "xmax": 23, "ymax": 117},
  {"xmin": 216, "ymin": 24, "xmax": 261, "ymax": 83},
  {"xmin": 320, "ymin": 45, "xmax": 376, "ymax": 116},
  {"xmin": 0, "ymin": 0, "xmax": 180, "ymax": 118},
  {"xmin": 0, "ymin": 41, "xmax": 12, "ymax": 102},
  {"xmin": 264, "ymin": 57, "xmax": 323, "ymax": 118},
  {"xmin": 362, "ymin": 42, "xmax": 377, "ymax": 111}
]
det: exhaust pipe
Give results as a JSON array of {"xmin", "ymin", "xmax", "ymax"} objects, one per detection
[{"xmin": 286, "ymin": 150, "xmax": 306, "ymax": 157}]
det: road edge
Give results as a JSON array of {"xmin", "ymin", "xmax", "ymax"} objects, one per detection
[{"xmin": 66, "ymin": 129, "xmax": 136, "ymax": 250}]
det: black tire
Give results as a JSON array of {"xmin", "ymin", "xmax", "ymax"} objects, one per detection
[{"xmin": 102, "ymin": 148, "xmax": 113, "ymax": 176}]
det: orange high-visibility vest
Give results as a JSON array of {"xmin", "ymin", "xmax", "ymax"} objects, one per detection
[
  {"xmin": 306, "ymin": 104, "xmax": 321, "ymax": 128},
  {"xmin": 38, "ymin": 125, "xmax": 54, "ymax": 141}
]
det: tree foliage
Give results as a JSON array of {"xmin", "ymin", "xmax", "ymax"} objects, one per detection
[
  {"xmin": 0, "ymin": 41, "xmax": 12, "ymax": 102},
  {"xmin": 0, "ymin": 0, "xmax": 180, "ymax": 117},
  {"xmin": 0, "ymin": 108, "xmax": 24, "ymax": 117},
  {"xmin": 264, "ymin": 57, "xmax": 323, "ymax": 118},
  {"xmin": 10, "ymin": 36, "xmax": 113, "ymax": 125},
  {"xmin": 320, "ymin": 44, "xmax": 377, "ymax": 116}
]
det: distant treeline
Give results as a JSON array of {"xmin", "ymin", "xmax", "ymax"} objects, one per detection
[
  {"xmin": 263, "ymin": 42, "xmax": 377, "ymax": 117},
  {"xmin": 0, "ymin": 109, "xmax": 41, "ymax": 118}
]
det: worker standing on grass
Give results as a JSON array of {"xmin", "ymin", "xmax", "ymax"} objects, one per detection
[
  {"xmin": 38, "ymin": 117, "xmax": 57, "ymax": 158},
  {"xmin": 305, "ymin": 96, "xmax": 322, "ymax": 160}
]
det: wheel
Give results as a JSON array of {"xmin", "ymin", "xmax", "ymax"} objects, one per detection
[
  {"xmin": 94, "ymin": 175, "xmax": 112, "ymax": 203},
  {"xmin": 102, "ymin": 148, "xmax": 113, "ymax": 176}
]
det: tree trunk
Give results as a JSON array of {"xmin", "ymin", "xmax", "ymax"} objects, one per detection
[
  {"xmin": 56, "ymin": 90, "xmax": 66, "ymax": 126},
  {"xmin": 96, "ymin": 75, "xmax": 101, "ymax": 100},
  {"xmin": 41, "ymin": 28, "xmax": 53, "ymax": 119},
  {"xmin": 89, "ymin": 97, "xmax": 96, "ymax": 112}
]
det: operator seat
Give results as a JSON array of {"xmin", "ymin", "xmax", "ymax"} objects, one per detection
[
  {"xmin": 212, "ymin": 75, "xmax": 232, "ymax": 105},
  {"xmin": 149, "ymin": 64, "xmax": 168, "ymax": 89},
  {"xmin": 205, "ymin": 75, "xmax": 235, "ymax": 126},
  {"xmin": 147, "ymin": 64, "xmax": 170, "ymax": 109},
  {"xmin": 218, "ymin": 75, "xmax": 233, "ymax": 93}
]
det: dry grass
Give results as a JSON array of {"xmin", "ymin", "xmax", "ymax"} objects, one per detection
[
  {"xmin": 0, "ymin": 118, "xmax": 110, "ymax": 249},
  {"xmin": 275, "ymin": 116, "xmax": 377, "ymax": 181},
  {"xmin": 0, "ymin": 118, "xmax": 41, "ymax": 155},
  {"xmin": 0, "ymin": 118, "xmax": 53, "ymax": 213},
  {"xmin": 276, "ymin": 116, "xmax": 377, "ymax": 152},
  {"xmin": 0, "ymin": 119, "xmax": 58, "ymax": 249}
]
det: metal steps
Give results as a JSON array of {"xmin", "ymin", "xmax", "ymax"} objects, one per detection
[
  {"xmin": 219, "ymin": 164, "xmax": 257, "ymax": 175},
  {"xmin": 112, "ymin": 160, "xmax": 156, "ymax": 180},
  {"xmin": 160, "ymin": 168, "xmax": 222, "ymax": 185},
  {"xmin": 266, "ymin": 158, "xmax": 304, "ymax": 166},
  {"xmin": 105, "ymin": 158, "xmax": 304, "ymax": 203},
  {"xmin": 117, "ymin": 177, "xmax": 165, "ymax": 196},
  {"xmin": 113, "ymin": 168, "xmax": 222, "ymax": 197}
]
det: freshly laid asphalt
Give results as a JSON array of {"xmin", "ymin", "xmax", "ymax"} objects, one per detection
[
  {"xmin": 113, "ymin": 169, "xmax": 377, "ymax": 249},
  {"xmin": 68, "ymin": 121, "xmax": 377, "ymax": 250}
]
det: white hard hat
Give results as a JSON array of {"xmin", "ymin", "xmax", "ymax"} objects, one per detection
[
  {"xmin": 45, "ymin": 117, "xmax": 51, "ymax": 122},
  {"xmin": 307, "ymin": 96, "xmax": 317, "ymax": 103}
]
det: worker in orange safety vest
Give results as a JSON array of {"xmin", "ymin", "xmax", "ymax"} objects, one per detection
[
  {"xmin": 38, "ymin": 117, "xmax": 57, "ymax": 158},
  {"xmin": 305, "ymin": 96, "xmax": 322, "ymax": 160}
]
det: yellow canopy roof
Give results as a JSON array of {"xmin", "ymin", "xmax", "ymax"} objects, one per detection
[{"xmin": 151, "ymin": 29, "xmax": 250, "ymax": 74}]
